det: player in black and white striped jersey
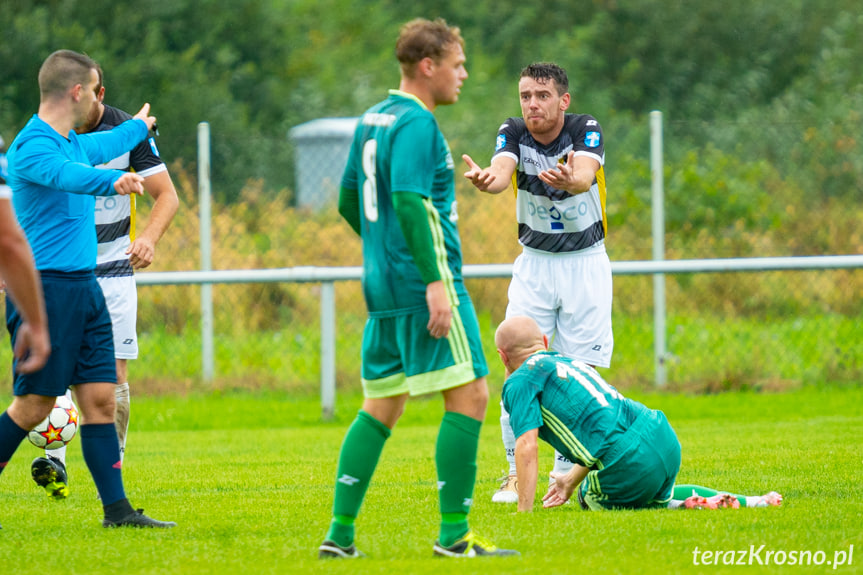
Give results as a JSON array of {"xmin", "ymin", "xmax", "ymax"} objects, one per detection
[
  {"xmin": 463, "ymin": 62, "xmax": 614, "ymax": 504},
  {"xmin": 31, "ymin": 63, "xmax": 178, "ymax": 495}
]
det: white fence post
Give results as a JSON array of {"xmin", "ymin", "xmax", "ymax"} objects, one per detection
[
  {"xmin": 320, "ymin": 282, "xmax": 336, "ymax": 420},
  {"xmin": 198, "ymin": 122, "xmax": 214, "ymax": 382},
  {"xmin": 650, "ymin": 111, "xmax": 667, "ymax": 386}
]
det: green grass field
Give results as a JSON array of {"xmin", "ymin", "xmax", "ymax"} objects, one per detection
[{"xmin": 0, "ymin": 387, "xmax": 861, "ymax": 574}]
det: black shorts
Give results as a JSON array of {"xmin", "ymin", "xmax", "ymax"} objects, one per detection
[{"xmin": 7, "ymin": 270, "xmax": 116, "ymax": 396}]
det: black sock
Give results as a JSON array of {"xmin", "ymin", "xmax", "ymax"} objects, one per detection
[{"xmin": 103, "ymin": 497, "xmax": 135, "ymax": 522}]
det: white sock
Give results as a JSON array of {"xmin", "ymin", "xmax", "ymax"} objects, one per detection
[
  {"xmin": 115, "ymin": 383, "xmax": 131, "ymax": 463},
  {"xmin": 49, "ymin": 389, "xmax": 74, "ymax": 467},
  {"xmin": 552, "ymin": 451, "xmax": 574, "ymax": 476},
  {"xmin": 49, "ymin": 444, "xmax": 67, "ymax": 467},
  {"xmin": 745, "ymin": 495, "xmax": 765, "ymax": 508},
  {"xmin": 499, "ymin": 400, "xmax": 517, "ymax": 476}
]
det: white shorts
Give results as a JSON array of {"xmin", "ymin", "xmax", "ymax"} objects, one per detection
[
  {"xmin": 96, "ymin": 275, "xmax": 138, "ymax": 360},
  {"xmin": 506, "ymin": 245, "xmax": 613, "ymax": 367}
]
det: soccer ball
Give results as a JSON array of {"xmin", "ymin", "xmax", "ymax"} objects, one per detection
[{"xmin": 28, "ymin": 395, "xmax": 79, "ymax": 450}]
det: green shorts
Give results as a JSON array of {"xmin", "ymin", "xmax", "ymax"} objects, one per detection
[
  {"xmin": 579, "ymin": 410, "xmax": 681, "ymax": 510},
  {"xmin": 361, "ymin": 295, "xmax": 488, "ymax": 398}
]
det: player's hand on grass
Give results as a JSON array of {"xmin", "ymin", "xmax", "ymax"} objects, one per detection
[
  {"xmin": 542, "ymin": 471, "xmax": 575, "ymax": 508},
  {"xmin": 462, "ymin": 154, "xmax": 497, "ymax": 191},
  {"xmin": 133, "ymin": 103, "xmax": 157, "ymax": 131},
  {"xmin": 425, "ymin": 280, "xmax": 452, "ymax": 339},
  {"xmin": 114, "ymin": 172, "xmax": 145, "ymax": 196}
]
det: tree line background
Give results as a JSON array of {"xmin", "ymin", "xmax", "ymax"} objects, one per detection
[{"xmin": 2, "ymin": 1, "xmax": 861, "ymax": 223}]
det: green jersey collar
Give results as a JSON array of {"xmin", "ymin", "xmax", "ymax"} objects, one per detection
[{"xmin": 388, "ymin": 89, "xmax": 428, "ymax": 110}]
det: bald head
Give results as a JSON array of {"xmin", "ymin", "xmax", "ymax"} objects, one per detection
[{"xmin": 495, "ymin": 316, "xmax": 547, "ymax": 374}]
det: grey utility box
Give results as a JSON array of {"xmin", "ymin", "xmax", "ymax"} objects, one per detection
[{"xmin": 288, "ymin": 117, "xmax": 359, "ymax": 210}]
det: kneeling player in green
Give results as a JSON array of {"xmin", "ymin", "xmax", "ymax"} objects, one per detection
[
  {"xmin": 318, "ymin": 19, "xmax": 517, "ymax": 559},
  {"xmin": 495, "ymin": 316, "xmax": 783, "ymax": 512}
]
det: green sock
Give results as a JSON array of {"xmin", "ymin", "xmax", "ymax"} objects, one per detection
[
  {"xmin": 326, "ymin": 515, "xmax": 355, "ymax": 549},
  {"xmin": 325, "ymin": 410, "xmax": 391, "ymax": 547},
  {"xmin": 436, "ymin": 411, "xmax": 482, "ymax": 547},
  {"xmin": 673, "ymin": 484, "xmax": 747, "ymax": 507}
]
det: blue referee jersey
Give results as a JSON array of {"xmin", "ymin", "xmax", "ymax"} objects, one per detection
[{"xmin": 6, "ymin": 115, "xmax": 148, "ymax": 272}]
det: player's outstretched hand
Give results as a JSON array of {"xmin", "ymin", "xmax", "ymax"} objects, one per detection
[
  {"xmin": 462, "ymin": 154, "xmax": 497, "ymax": 192},
  {"xmin": 537, "ymin": 151, "xmax": 576, "ymax": 191},
  {"xmin": 133, "ymin": 103, "xmax": 157, "ymax": 131},
  {"xmin": 114, "ymin": 172, "xmax": 145, "ymax": 196}
]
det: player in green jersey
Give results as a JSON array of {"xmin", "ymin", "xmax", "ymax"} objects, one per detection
[
  {"xmin": 495, "ymin": 316, "xmax": 783, "ymax": 512},
  {"xmin": 318, "ymin": 18, "xmax": 518, "ymax": 559}
]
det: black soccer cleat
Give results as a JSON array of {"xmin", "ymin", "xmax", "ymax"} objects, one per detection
[
  {"xmin": 433, "ymin": 531, "xmax": 520, "ymax": 558},
  {"xmin": 102, "ymin": 509, "xmax": 177, "ymax": 528},
  {"xmin": 31, "ymin": 456, "xmax": 69, "ymax": 500},
  {"xmin": 318, "ymin": 540, "xmax": 366, "ymax": 559}
]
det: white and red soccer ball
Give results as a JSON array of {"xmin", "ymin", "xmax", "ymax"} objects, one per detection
[{"xmin": 28, "ymin": 395, "xmax": 79, "ymax": 450}]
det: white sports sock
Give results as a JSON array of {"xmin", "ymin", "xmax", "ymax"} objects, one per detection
[
  {"xmin": 115, "ymin": 383, "xmax": 131, "ymax": 463},
  {"xmin": 49, "ymin": 389, "xmax": 74, "ymax": 467},
  {"xmin": 745, "ymin": 495, "xmax": 766, "ymax": 508},
  {"xmin": 499, "ymin": 400, "xmax": 517, "ymax": 476},
  {"xmin": 552, "ymin": 451, "xmax": 574, "ymax": 476},
  {"xmin": 50, "ymin": 444, "xmax": 67, "ymax": 467}
]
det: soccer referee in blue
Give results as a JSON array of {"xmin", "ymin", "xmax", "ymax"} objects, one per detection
[{"xmin": 0, "ymin": 50, "xmax": 174, "ymax": 528}]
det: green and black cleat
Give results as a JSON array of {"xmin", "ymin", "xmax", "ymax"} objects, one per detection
[
  {"xmin": 433, "ymin": 531, "xmax": 520, "ymax": 558},
  {"xmin": 31, "ymin": 456, "xmax": 68, "ymax": 500}
]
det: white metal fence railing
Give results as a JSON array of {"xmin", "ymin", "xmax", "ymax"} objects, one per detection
[
  {"xmin": 136, "ymin": 254, "xmax": 863, "ymax": 419},
  {"xmin": 173, "ymin": 119, "xmax": 862, "ymax": 419}
]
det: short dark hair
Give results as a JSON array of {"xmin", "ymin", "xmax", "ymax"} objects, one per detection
[
  {"xmin": 520, "ymin": 62, "xmax": 569, "ymax": 96},
  {"xmin": 94, "ymin": 62, "xmax": 104, "ymax": 94},
  {"xmin": 38, "ymin": 50, "xmax": 98, "ymax": 98},
  {"xmin": 396, "ymin": 18, "xmax": 464, "ymax": 77}
]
